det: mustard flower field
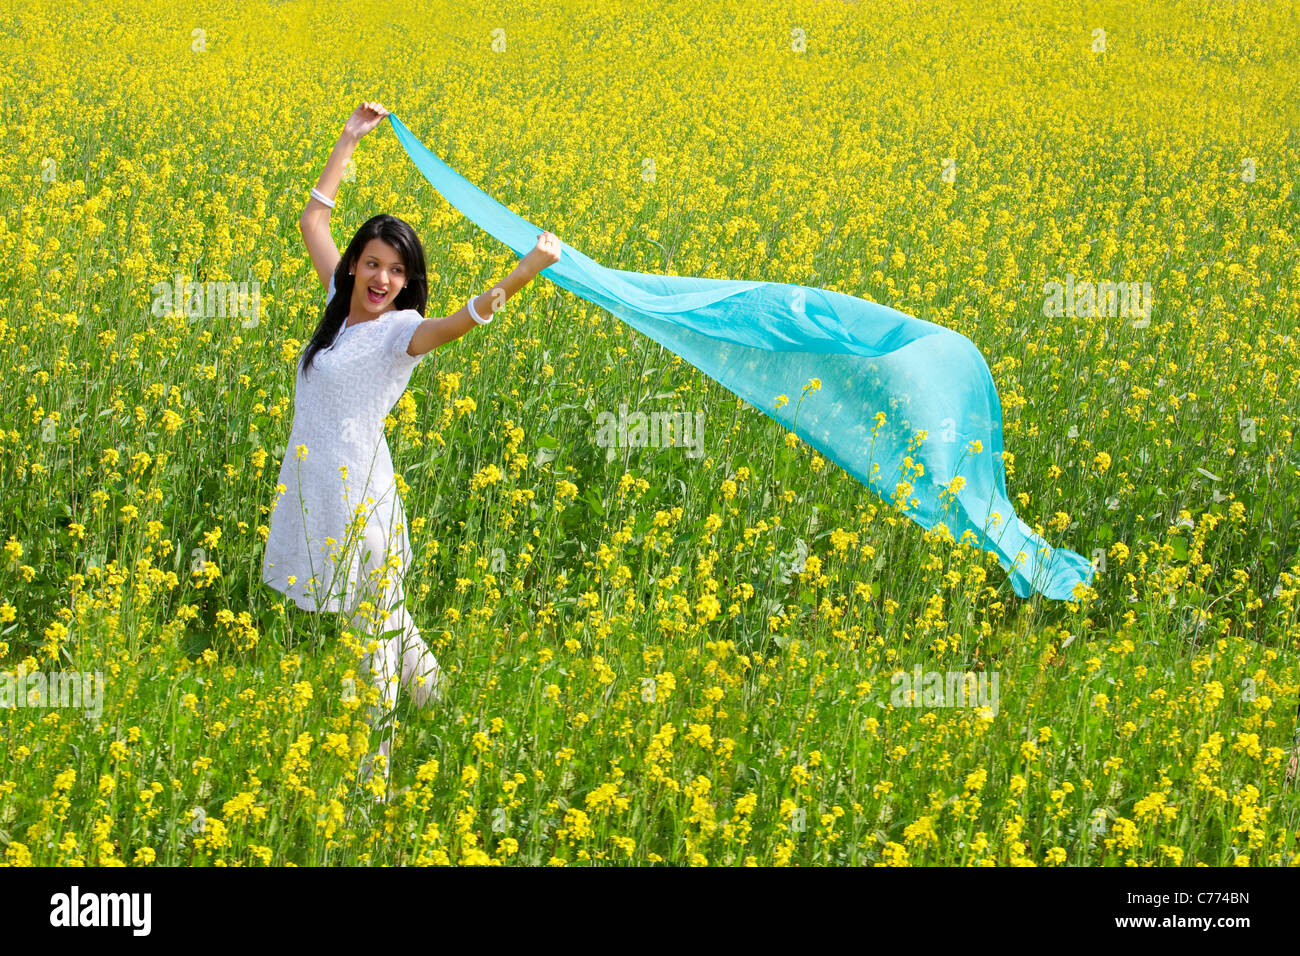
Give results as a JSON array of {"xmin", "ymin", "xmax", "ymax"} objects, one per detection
[{"xmin": 0, "ymin": 0, "xmax": 1298, "ymax": 866}]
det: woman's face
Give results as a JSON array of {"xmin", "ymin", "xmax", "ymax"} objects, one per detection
[{"xmin": 350, "ymin": 239, "xmax": 408, "ymax": 317}]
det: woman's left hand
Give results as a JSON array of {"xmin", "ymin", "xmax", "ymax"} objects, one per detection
[{"xmin": 521, "ymin": 231, "xmax": 562, "ymax": 273}]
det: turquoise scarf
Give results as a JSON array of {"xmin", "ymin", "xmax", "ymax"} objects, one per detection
[{"xmin": 387, "ymin": 114, "xmax": 1095, "ymax": 601}]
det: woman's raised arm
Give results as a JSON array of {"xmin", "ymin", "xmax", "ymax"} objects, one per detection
[
  {"xmin": 299, "ymin": 101, "xmax": 391, "ymax": 291},
  {"xmin": 405, "ymin": 232, "xmax": 563, "ymax": 357}
]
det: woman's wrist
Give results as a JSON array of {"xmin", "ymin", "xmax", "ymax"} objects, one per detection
[
  {"xmin": 513, "ymin": 258, "xmax": 543, "ymax": 283},
  {"xmin": 467, "ymin": 294, "xmax": 491, "ymax": 324}
]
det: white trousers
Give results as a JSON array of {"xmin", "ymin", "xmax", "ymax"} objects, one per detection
[{"xmin": 340, "ymin": 522, "xmax": 442, "ymax": 782}]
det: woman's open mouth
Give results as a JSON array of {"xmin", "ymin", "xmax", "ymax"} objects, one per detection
[{"xmin": 367, "ymin": 286, "xmax": 387, "ymax": 304}]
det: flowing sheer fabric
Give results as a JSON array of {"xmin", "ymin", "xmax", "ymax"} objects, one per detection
[{"xmin": 387, "ymin": 114, "xmax": 1094, "ymax": 600}]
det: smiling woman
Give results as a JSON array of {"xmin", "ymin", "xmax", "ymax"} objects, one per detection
[
  {"xmin": 296, "ymin": 215, "xmax": 431, "ymax": 377},
  {"xmin": 258, "ymin": 100, "xmax": 563, "ymax": 798}
]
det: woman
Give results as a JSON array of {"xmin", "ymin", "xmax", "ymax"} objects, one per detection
[{"xmin": 261, "ymin": 101, "xmax": 561, "ymax": 789}]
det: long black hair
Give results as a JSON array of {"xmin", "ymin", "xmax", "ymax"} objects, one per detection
[{"xmin": 297, "ymin": 214, "xmax": 429, "ymax": 379}]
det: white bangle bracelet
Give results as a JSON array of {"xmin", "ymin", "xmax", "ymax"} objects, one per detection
[
  {"xmin": 468, "ymin": 296, "xmax": 492, "ymax": 325},
  {"xmin": 310, "ymin": 187, "xmax": 336, "ymax": 209}
]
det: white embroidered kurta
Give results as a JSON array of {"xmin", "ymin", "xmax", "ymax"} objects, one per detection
[{"xmin": 262, "ymin": 274, "xmax": 428, "ymax": 614}]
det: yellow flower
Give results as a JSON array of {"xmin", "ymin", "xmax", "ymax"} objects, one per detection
[
  {"xmin": 1232, "ymin": 733, "xmax": 1261, "ymax": 759},
  {"xmin": 903, "ymin": 815, "xmax": 938, "ymax": 848}
]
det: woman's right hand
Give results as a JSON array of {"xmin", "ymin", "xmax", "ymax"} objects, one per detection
[{"xmin": 344, "ymin": 101, "xmax": 391, "ymax": 142}]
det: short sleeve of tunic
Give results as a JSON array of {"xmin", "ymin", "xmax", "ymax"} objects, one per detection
[
  {"xmin": 326, "ymin": 272, "xmax": 336, "ymax": 305},
  {"xmin": 384, "ymin": 309, "xmax": 428, "ymax": 373}
]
